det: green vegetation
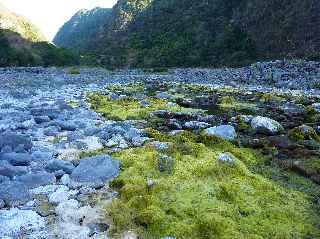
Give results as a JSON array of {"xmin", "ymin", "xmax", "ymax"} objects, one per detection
[
  {"xmin": 0, "ymin": 4, "xmax": 78, "ymax": 67},
  {"xmin": 104, "ymin": 131, "xmax": 320, "ymax": 238},
  {"xmin": 67, "ymin": 67, "xmax": 81, "ymax": 75},
  {"xmin": 53, "ymin": 7, "xmax": 112, "ymax": 53},
  {"xmin": 87, "ymin": 93, "xmax": 202, "ymax": 121},
  {"xmin": 54, "ymin": 0, "xmax": 320, "ymax": 68}
]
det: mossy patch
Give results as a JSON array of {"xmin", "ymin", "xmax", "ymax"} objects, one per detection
[
  {"xmin": 87, "ymin": 93, "xmax": 203, "ymax": 121},
  {"xmin": 105, "ymin": 132, "xmax": 320, "ymax": 238}
]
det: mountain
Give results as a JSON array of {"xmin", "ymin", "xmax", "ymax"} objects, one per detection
[
  {"xmin": 0, "ymin": 4, "xmax": 78, "ymax": 67},
  {"xmin": 56, "ymin": 0, "xmax": 320, "ymax": 68},
  {"xmin": 53, "ymin": 7, "xmax": 112, "ymax": 53}
]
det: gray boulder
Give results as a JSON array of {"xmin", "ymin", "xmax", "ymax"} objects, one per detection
[
  {"xmin": 0, "ymin": 133, "xmax": 32, "ymax": 152},
  {"xmin": 45, "ymin": 159, "xmax": 75, "ymax": 174},
  {"xmin": 0, "ymin": 160, "xmax": 28, "ymax": 179},
  {"xmin": 70, "ymin": 155, "xmax": 119, "ymax": 188},
  {"xmin": 0, "ymin": 153, "xmax": 32, "ymax": 166},
  {"xmin": 251, "ymin": 116, "xmax": 284, "ymax": 135},
  {"xmin": 204, "ymin": 125, "xmax": 237, "ymax": 140},
  {"xmin": 0, "ymin": 181, "xmax": 31, "ymax": 206},
  {"xmin": 16, "ymin": 172, "xmax": 56, "ymax": 189}
]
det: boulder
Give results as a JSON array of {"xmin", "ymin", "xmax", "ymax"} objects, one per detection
[
  {"xmin": 45, "ymin": 159, "xmax": 75, "ymax": 174},
  {"xmin": 15, "ymin": 172, "xmax": 56, "ymax": 189},
  {"xmin": 217, "ymin": 153, "xmax": 234, "ymax": 163},
  {"xmin": 70, "ymin": 155, "xmax": 120, "ymax": 188},
  {"xmin": 251, "ymin": 116, "xmax": 284, "ymax": 135},
  {"xmin": 204, "ymin": 125, "xmax": 237, "ymax": 140},
  {"xmin": 0, "ymin": 153, "xmax": 32, "ymax": 166},
  {"xmin": 0, "ymin": 181, "xmax": 31, "ymax": 206},
  {"xmin": 0, "ymin": 160, "xmax": 28, "ymax": 178},
  {"xmin": 184, "ymin": 121, "xmax": 210, "ymax": 130},
  {"xmin": 0, "ymin": 133, "xmax": 32, "ymax": 152}
]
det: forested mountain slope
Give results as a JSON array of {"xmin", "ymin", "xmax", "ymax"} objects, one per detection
[
  {"xmin": 0, "ymin": 4, "xmax": 77, "ymax": 67},
  {"xmin": 53, "ymin": 7, "xmax": 112, "ymax": 53},
  {"xmin": 55, "ymin": 0, "xmax": 320, "ymax": 68}
]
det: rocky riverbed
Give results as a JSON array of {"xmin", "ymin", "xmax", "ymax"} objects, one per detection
[{"xmin": 0, "ymin": 60, "xmax": 320, "ymax": 239}]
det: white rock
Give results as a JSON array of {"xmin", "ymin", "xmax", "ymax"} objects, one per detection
[
  {"xmin": 61, "ymin": 174, "xmax": 71, "ymax": 186},
  {"xmin": 49, "ymin": 186, "xmax": 71, "ymax": 204},
  {"xmin": 0, "ymin": 208, "xmax": 46, "ymax": 238},
  {"xmin": 217, "ymin": 153, "xmax": 234, "ymax": 163},
  {"xmin": 251, "ymin": 116, "xmax": 284, "ymax": 135},
  {"xmin": 204, "ymin": 125, "xmax": 237, "ymax": 140}
]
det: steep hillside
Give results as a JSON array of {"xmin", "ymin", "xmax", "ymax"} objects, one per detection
[
  {"xmin": 0, "ymin": 4, "xmax": 78, "ymax": 67},
  {"xmin": 53, "ymin": 7, "xmax": 112, "ymax": 52},
  {"xmin": 58, "ymin": 0, "xmax": 319, "ymax": 68}
]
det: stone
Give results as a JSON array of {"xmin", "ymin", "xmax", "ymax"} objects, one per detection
[
  {"xmin": 45, "ymin": 159, "xmax": 75, "ymax": 174},
  {"xmin": 251, "ymin": 116, "xmax": 284, "ymax": 135},
  {"xmin": 184, "ymin": 121, "xmax": 210, "ymax": 130},
  {"xmin": 217, "ymin": 153, "xmax": 235, "ymax": 163},
  {"xmin": 204, "ymin": 125, "xmax": 237, "ymax": 140},
  {"xmin": 49, "ymin": 187, "xmax": 77, "ymax": 204},
  {"xmin": 158, "ymin": 155, "xmax": 175, "ymax": 174},
  {"xmin": 0, "ymin": 175, "xmax": 9, "ymax": 183},
  {"xmin": 0, "ymin": 208, "xmax": 46, "ymax": 238},
  {"xmin": 70, "ymin": 155, "xmax": 120, "ymax": 188},
  {"xmin": 16, "ymin": 172, "xmax": 56, "ymax": 189},
  {"xmin": 312, "ymin": 103, "xmax": 320, "ymax": 113},
  {"xmin": 0, "ymin": 152, "xmax": 32, "ymax": 166},
  {"xmin": 44, "ymin": 126, "xmax": 61, "ymax": 136},
  {"xmin": 0, "ymin": 133, "xmax": 32, "ymax": 152},
  {"xmin": 55, "ymin": 120, "xmax": 77, "ymax": 131},
  {"xmin": 149, "ymin": 141, "xmax": 169, "ymax": 151},
  {"xmin": 61, "ymin": 174, "xmax": 71, "ymax": 186},
  {"xmin": 30, "ymin": 107, "xmax": 60, "ymax": 120},
  {"xmin": 0, "ymin": 160, "xmax": 28, "ymax": 178},
  {"xmin": 34, "ymin": 116, "xmax": 51, "ymax": 124},
  {"xmin": 54, "ymin": 199, "xmax": 101, "ymax": 239},
  {"xmin": 0, "ymin": 181, "xmax": 31, "ymax": 206}
]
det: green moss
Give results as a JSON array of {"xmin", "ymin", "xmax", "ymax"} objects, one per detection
[
  {"xmin": 68, "ymin": 67, "xmax": 81, "ymax": 74},
  {"xmin": 259, "ymin": 93, "xmax": 285, "ymax": 103},
  {"xmin": 68, "ymin": 100, "xmax": 79, "ymax": 108},
  {"xmin": 87, "ymin": 93, "xmax": 203, "ymax": 121},
  {"xmin": 105, "ymin": 133, "xmax": 320, "ymax": 238},
  {"xmin": 218, "ymin": 96, "xmax": 236, "ymax": 105}
]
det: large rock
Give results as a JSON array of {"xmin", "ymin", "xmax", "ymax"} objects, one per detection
[
  {"xmin": 45, "ymin": 159, "xmax": 75, "ymax": 174},
  {"xmin": 204, "ymin": 125, "xmax": 237, "ymax": 140},
  {"xmin": 251, "ymin": 116, "xmax": 284, "ymax": 135},
  {"xmin": 16, "ymin": 172, "xmax": 56, "ymax": 189},
  {"xmin": 0, "ymin": 160, "xmax": 28, "ymax": 178},
  {"xmin": 0, "ymin": 208, "xmax": 46, "ymax": 238},
  {"xmin": 0, "ymin": 152, "xmax": 32, "ymax": 166},
  {"xmin": 70, "ymin": 155, "xmax": 119, "ymax": 188},
  {"xmin": 0, "ymin": 181, "xmax": 31, "ymax": 206},
  {"xmin": 0, "ymin": 133, "xmax": 32, "ymax": 152}
]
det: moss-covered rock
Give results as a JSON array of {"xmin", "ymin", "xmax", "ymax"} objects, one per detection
[{"xmin": 288, "ymin": 125, "xmax": 320, "ymax": 143}]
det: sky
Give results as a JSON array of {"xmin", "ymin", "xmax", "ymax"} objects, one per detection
[{"xmin": 0, "ymin": 0, "xmax": 117, "ymax": 41}]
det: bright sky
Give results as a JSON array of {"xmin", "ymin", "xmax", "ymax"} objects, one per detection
[{"xmin": 0, "ymin": 0, "xmax": 117, "ymax": 41}]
